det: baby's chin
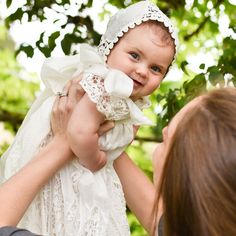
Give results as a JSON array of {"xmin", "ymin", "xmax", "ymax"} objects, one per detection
[{"xmin": 130, "ymin": 91, "xmax": 141, "ymax": 101}]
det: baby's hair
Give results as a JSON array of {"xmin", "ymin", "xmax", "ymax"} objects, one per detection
[{"xmin": 144, "ymin": 20, "xmax": 175, "ymax": 53}]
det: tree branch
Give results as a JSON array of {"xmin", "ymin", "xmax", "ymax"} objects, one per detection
[
  {"xmin": 184, "ymin": 0, "xmax": 223, "ymax": 41},
  {"xmin": 134, "ymin": 136, "xmax": 162, "ymax": 143}
]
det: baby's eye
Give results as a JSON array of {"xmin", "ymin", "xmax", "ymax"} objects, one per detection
[
  {"xmin": 151, "ymin": 65, "xmax": 161, "ymax": 73},
  {"xmin": 129, "ymin": 52, "xmax": 139, "ymax": 60}
]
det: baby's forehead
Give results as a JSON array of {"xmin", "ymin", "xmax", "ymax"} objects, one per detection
[
  {"xmin": 113, "ymin": 22, "xmax": 175, "ymax": 58},
  {"xmin": 120, "ymin": 24, "xmax": 163, "ymax": 44}
]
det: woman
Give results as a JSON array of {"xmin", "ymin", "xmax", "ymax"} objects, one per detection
[
  {"xmin": 112, "ymin": 87, "xmax": 236, "ymax": 235},
  {"xmin": 154, "ymin": 87, "xmax": 236, "ymax": 236},
  {"xmin": 0, "ymin": 87, "xmax": 236, "ymax": 236}
]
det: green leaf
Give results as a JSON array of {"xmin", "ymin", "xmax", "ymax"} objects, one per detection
[
  {"xmin": 87, "ymin": 0, "xmax": 93, "ymax": 7},
  {"xmin": 180, "ymin": 60, "xmax": 189, "ymax": 74},
  {"xmin": 184, "ymin": 73, "xmax": 207, "ymax": 99},
  {"xmin": 5, "ymin": 8, "xmax": 24, "ymax": 28},
  {"xmin": 199, "ymin": 63, "xmax": 205, "ymax": 70},
  {"xmin": 61, "ymin": 34, "xmax": 72, "ymax": 55},
  {"xmin": 38, "ymin": 46, "xmax": 51, "ymax": 57},
  {"xmin": 208, "ymin": 66, "xmax": 224, "ymax": 86},
  {"xmin": 48, "ymin": 31, "xmax": 60, "ymax": 51},
  {"xmin": 15, "ymin": 44, "xmax": 34, "ymax": 58},
  {"xmin": 6, "ymin": 0, "xmax": 13, "ymax": 8}
]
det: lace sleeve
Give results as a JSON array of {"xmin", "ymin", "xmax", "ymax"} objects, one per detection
[{"xmin": 80, "ymin": 73, "xmax": 130, "ymax": 121}]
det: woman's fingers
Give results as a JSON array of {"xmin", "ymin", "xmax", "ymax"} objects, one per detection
[
  {"xmin": 51, "ymin": 81, "xmax": 71, "ymax": 135},
  {"xmin": 71, "ymin": 72, "xmax": 83, "ymax": 82},
  {"xmin": 58, "ymin": 81, "xmax": 72, "ymax": 115},
  {"xmin": 98, "ymin": 121, "xmax": 115, "ymax": 136},
  {"xmin": 51, "ymin": 77, "xmax": 85, "ymax": 136},
  {"xmin": 68, "ymin": 79, "xmax": 85, "ymax": 108}
]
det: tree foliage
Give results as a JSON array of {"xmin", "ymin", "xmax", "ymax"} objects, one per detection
[
  {"xmin": 2, "ymin": 0, "xmax": 235, "ymax": 138},
  {"xmin": 0, "ymin": 23, "xmax": 39, "ymax": 155},
  {"xmin": 1, "ymin": 0, "xmax": 236, "ymax": 235}
]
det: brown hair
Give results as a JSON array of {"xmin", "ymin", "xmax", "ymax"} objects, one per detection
[
  {"xmin": 145, "ymin": 20, "xmax": 175, "ymax": 49},
  {"xmin": 153, "ymin": 88, "xmax": 236, "ymax": 236}
]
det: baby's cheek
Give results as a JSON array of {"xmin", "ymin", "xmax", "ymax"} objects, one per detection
[{"xmin": 149, "ymin": 78, "xmax": 161, "ymax": 92}]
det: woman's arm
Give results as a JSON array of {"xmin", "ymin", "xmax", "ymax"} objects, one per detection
[
  {"xmin": 0, "ymin": 79, "xmax": 114, "ymax": 227},
  {"xmin": 0, "ymin": 80, "xmax": 82, "ymax": 227},
  {"xmin": 114, "ymin": 152, "xmax": 156, "ymax": 234},
  {"xmin": 0, "ymin": 135, "xmax": 73, "ymax": 227}
]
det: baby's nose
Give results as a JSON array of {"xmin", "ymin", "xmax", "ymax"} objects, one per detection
[{"xmin": 136, "ymin": 64, "xmax": 148, "ymax": 78}]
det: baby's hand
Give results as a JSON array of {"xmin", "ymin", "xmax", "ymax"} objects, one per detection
[
  {"xmin": 79, "ymin": 150, "xmax": 107, "ymax": 172},
  {"xmin": 98, "ymin": 121, "xmax": 115, "ymax": 136}
]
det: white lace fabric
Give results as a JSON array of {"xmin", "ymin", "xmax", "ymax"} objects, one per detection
[
  {"xmin": 0, "ymin": 44, "xmax": 152, "ymax": 235},
  {"xmin": 80, "ymin": 73, "xmax": 130, "ymax": 120},
  {"xmin": 18, "ymin": 161, "xmax": 130, "ymax": 236}
]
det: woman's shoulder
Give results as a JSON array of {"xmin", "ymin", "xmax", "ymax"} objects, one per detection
[{"xmin": 157, "ymin": 214, "xmax": 164, "ymax": 236}]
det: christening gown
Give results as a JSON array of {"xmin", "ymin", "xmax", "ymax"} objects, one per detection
[{"xmin": 0, "ymin": 44, "xmax": 152, "ymax": 236}]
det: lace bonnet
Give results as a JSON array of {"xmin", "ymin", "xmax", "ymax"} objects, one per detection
[{"xmin": 97, "ymin": 0, "xmax": 178, "ymax": 62}]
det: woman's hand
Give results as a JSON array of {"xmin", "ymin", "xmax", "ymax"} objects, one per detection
[
  {"xmin": 51, "ymin": 79, "xmax": 85, "ymax": 137},
  {"xmin": 51, "ymin": 74, "xmax": 114, "ymax": 137}
]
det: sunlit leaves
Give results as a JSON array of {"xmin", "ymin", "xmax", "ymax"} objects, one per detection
[
  {"xmin": 48, "ymin": 31, "xmax": 60, "ymax": 51},
  {"xmin": 0, "ymin": 24, "xmax": 39, "ymax": 131},
  {"xmin": 181, "ymin": 60, "xmax": 189, "ymax": 75},
  {"xmin": 4, "ymin": 0, "xmax": 100, "ymax": 58},
  {"xmin": 6, "ymin": 0, "xmax": 12, "ymax": 8},
  {"xmin": 199, "ymin": 63, "xmax": 205, "ymax": 70},
  {"xmin": 184, "ymin": 73, "xmax": 207, "ymax": 99},
  {"xmin": 5, "ymin": 8, "xmax": 24, "ymax": 28},
  {"xmin": 15, "ymin": 44, "xmax": 34, "ymax": 58},
  {"xmin": 218, "ymin": 37, "xmax": 236, "ymax": 78},
  {"xmin": 34, "ymin": 31, "xmax": 60, "ymax": 57},
  {"xmin": 208, "ymin": 66, "xmax": 224, "ymax": 86}
]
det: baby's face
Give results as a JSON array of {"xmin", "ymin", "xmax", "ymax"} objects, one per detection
[{"xmin": 107, "ymin": 23, "xmax": 175, "ymax": 101}]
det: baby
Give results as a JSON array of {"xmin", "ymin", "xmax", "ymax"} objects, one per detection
[{"xmin": 1, "ymin": 1, "xmax": 177, "ymax": 235}]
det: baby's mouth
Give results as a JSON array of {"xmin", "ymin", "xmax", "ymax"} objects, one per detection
[{"xmin": 132, "ymin": 79, "xmax": 142, "ymax": 88}]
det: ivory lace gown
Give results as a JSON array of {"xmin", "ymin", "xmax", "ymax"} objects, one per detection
[{"xmin": 0, "ymin": 44, "xmax": 152, "ymax": 236}]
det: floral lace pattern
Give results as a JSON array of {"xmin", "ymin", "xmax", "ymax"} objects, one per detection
[
  {"xmin": 19, "ymin": 161, "xmax": 130, "ymax": 236},
  {"xmin": 80, "ymin": 73, "xmax": 130, "ymax": 121},
  {"xmin": 1, "ymin": 102, "xmax": 132, "ymax": 236}
]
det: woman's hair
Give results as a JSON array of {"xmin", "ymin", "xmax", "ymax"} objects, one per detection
[{"xmin": 153, "ymin": 87, "xmax": 236, "ymax": 236}]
